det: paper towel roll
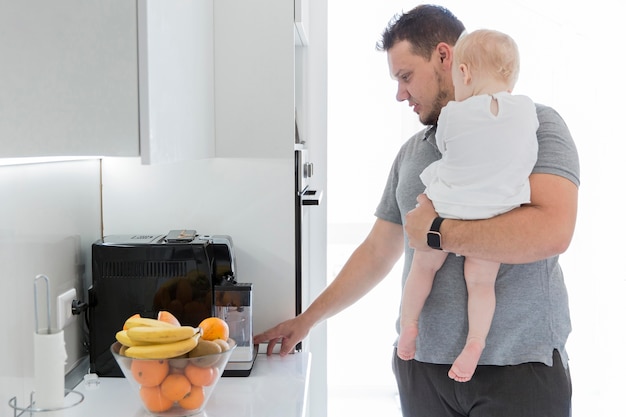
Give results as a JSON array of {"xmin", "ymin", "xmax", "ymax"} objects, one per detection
[{"xmin": 34, "ymin": 330, "xmax": 67, "ymax": 409}]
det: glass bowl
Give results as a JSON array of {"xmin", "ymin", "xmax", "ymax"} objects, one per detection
[{"xmin": 111, "ymin": 339, "xmax": 235, "ymax": 417}]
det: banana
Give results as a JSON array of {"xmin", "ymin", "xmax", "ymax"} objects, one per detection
[
  {"xmin": 123, "ymin": 316, "xmax": 177, "ymax": 329},
  {"xmin": 115, "ymin": 330, "xmax": 151, "ymax": 347},
  {"xmin": 126, "ymin": 325, "xmax": 198, "ymax": 344},
  {"xmin": 124, "ymin": 333, "xmax": 200, "ymax": 359}
]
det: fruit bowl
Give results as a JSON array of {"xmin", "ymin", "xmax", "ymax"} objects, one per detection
[{"xmin": 111, "ymin": 339, "xmax": 236, "ymax": 417}]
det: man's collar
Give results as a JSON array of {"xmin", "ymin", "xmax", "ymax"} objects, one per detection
[{"xmin": 423, "ymin": 125, "xmax": 437, "ymax": 140}]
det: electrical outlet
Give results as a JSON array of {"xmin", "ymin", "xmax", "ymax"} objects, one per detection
[{"xmin": 57, "ymin": 288, "xmax": 77, "ymax": 330}]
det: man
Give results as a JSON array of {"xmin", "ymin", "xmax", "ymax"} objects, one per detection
[{"xmin": 254, "ymin": 4, "xmax": 579, "ymax": 416}]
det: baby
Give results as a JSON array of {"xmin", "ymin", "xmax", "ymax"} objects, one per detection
[{"xmin": 396, "ymin": 29, "xmax": 539, "ymax": 382}]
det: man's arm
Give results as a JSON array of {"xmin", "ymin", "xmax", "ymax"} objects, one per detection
[
  {"xmin": 406, "ymin": 173, "xmax": 578, "ymax": 264},
  {"xmin": 254, "ymin": 218, "xmax": 405, "ymax": 355}
]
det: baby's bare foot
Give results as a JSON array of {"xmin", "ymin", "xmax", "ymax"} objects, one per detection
[
  {"xmin": 397, "ymin": 326, "xmax": 418, "ymax": 361},
  {"xmin": 448, "ymin": 338, "xmax": 485, "ymax": 382}
]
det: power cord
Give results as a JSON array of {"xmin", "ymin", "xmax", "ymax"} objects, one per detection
[{"xmin": 72, "ymin": 299, "xmax": 89, "ymax": 315}]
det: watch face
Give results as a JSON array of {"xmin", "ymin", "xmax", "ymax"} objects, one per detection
[{"xmin": 427, "ymin": 231, "xmax": 442, "ymax": 250}]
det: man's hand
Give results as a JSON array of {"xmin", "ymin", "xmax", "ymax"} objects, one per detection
[
  {"xmin": 253, "ymin": 316, "xmax": 311, "ymax": 356},
  {"xmin": 405, "ymin": 193, "xmax": 438, "ymax": 251}
]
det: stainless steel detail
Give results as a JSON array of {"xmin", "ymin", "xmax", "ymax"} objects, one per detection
[{"xmin": 8, "ymin": 390, "xmax": 84, "ymax": 417}]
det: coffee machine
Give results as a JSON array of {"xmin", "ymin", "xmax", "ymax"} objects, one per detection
[{"xmin": 88, "ymin": 230, "xmax": 255, "ymax": 377}]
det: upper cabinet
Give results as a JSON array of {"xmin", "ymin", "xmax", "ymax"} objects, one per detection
[
  {"xmin": 0, "ymin": 0, "xmax": 215, "ymax": 164},
  {"xmin": 138, "ymin": 0, "xmax": 214, "ymax": 164},
  {"xmin": 0, "ymin": 0, "xmax": 308, "ymax": 162},
  {"xmin": 213, "ymin": 0, "xmax": 296, "ymax": 159}
]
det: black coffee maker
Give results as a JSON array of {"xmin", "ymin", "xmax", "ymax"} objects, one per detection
[{"xmin": 88, "ymin": 231, "xmax": 238, "ymax": 377}]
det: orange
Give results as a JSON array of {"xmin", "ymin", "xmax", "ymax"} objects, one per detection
[
  {"xmin": 139, "ymin": 385, "xmax": 174, "ymax": 413},
  {"xmin": 198, "ymin": 317, "xmax": 229, "ymax": 341},
  {"xmin": 160, "ymin": 373, "xmax": 192, "ymax": 402},
  {"xmin": 184, "ymin": 363, "xmax": 218, "ymax": 386},
  {"xmin": 130, "ymin": 359, "xmax": 169, "ymax": 387},
  {"xmin": 157, "ymin": 310, "xmax": 181, "ymax": 327},
  {"xmin": 178, "ymin": 385, "xmax": 205, "ymax": 410},
  {"xmin": 123, "ymin": 313, "xmax": 141, "ymax": 330}
]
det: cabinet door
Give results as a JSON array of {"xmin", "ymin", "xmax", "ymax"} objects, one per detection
[
  {"xmin": 213, "ymin": 0, "xmax": 295, "ymax": 158},
  {"xmin": 0, "ymin": 0, "xmax": 139, "ymax": 158},
  {"xmin": 0, "ymin": 0, "xmax": 215, "ymax": 164},
  {"xmin": 138, "ymin": 0, "xmax": 215, "ymax": 164}
]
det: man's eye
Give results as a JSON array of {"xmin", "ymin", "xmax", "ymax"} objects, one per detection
[{"xmin": 401, "ymin": 74, "xmax": 410, "ymax": 82}]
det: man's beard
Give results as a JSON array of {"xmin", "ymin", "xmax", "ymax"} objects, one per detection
[{"xmin": 421, "ymin": 71, "xmax": 453, "ymax": 126}]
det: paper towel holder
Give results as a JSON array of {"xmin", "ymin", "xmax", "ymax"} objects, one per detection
[
  {"xmin": 33, "ymin": 274, "xmax": 52, "ymax": 334},
  {"xmin": 8, "ymin": 390, "xmax": 84, "ymax": 417},
  {"xmin": 6, "ymin": 276, "xmax": 85, "ymax": 416}
]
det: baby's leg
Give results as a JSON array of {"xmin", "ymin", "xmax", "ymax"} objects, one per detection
[
  {"xmin": 397, "ymin": 249, "xmax": 448, "ymax": 360},
  {"xmin": 448, "ymin": 257, "xmax": 500, "ymax": 382}
]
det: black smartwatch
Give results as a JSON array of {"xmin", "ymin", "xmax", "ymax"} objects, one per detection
[{"xmin": 426, "ymin": 217, "xmax": 445, "ymax": 250}]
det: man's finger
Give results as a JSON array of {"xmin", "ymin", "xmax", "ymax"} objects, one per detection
[
  {"xmin": 266, "ymin": 338, "xmax": 278, "ymax": 355},
  {"xmin": 280, "ymin": 339, "xmax": 294, "ymax": 356}
]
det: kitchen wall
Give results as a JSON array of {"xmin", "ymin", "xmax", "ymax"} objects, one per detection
[
  {"xmin": 100, "ymin": 156, "xmax": 297, "ymax": 339},
  {"xmin": 0, "ymin": 159, "xmax": 101, "ymax": 415}
]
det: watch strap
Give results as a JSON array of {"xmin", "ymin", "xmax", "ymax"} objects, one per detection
[
  {"xmin": 427, "ymin": 217, "xmax": 445, "ymax": 250},
  {"xmin": 429, "ymin": 216, "xmax": 445, "ymax": 233}
]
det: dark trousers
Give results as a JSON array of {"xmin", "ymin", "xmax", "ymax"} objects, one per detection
[{"xmin": 392, "ymin": 348, "xmax": 572, "ymax": 417}]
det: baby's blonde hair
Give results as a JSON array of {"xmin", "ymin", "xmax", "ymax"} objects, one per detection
[{"xmin": 453, "ymin": 29, "xmax": 520, "ymax": 89}]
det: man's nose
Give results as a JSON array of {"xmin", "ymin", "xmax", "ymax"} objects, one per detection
[{"xmin": 396, "ymin": 84, "xmax": 408, "ymax": 102}]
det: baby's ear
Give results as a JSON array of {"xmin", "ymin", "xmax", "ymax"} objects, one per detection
[{"xmin": 459, "ymin": 64, "xmax": 472, "ymax": 85}]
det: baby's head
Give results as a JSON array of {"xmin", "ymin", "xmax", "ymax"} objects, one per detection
[{"xmin": 452, "ymin": 29, "xmax": 520, "ymax": 99}]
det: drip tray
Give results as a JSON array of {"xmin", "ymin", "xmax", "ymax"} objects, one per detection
[{"xmin": 223, "ymin": 344, "xmax": 258, "ymax": 377}]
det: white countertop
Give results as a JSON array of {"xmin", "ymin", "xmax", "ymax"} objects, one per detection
[{"xmin": 49, "ymin": 353, "xmax": 311, "ymax": 417}]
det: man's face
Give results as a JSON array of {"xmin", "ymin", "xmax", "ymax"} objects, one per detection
[{"xmin": 387, "ymin": 40, "xmax": 454, "ymax": 126}]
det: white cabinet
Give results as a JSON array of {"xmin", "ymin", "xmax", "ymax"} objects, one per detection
[
  {"xmin": 213, "ymin": 0, "xmax": 295, "ymax": 158},
  {"xmin": 0, "ymin": 0, "xmax": 214, "ymax": 164},
  {"xmin": 138, "ymin": 0, "xmax": 214, "ymax": 164},
  {"xmin": 295, "ymin": 0, "xmax": 310, "ymax": 46}
]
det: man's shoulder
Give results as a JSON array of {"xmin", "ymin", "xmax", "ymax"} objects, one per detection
[
  {"xmin": 412, "ymin": 125, "xmax": 432, "ymax": 140},
  {"xmin": 391, "ymin": 126, "xmax": 436, "ymax": 168},
  {"xmin": 400, "ymin": 127, "xmax": 431, "ymax": 150},
  {"xmin": 534, "ymin": 103, "xmax": 562, "ymax": 120}
]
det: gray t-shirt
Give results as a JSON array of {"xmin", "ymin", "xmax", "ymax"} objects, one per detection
[{"xmin": 375, "ymin": 104, "xmax": 580, "ymax": 367}]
